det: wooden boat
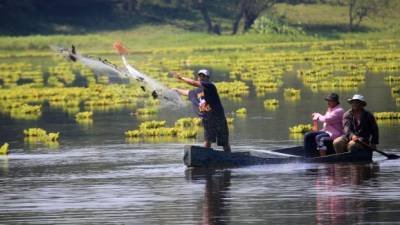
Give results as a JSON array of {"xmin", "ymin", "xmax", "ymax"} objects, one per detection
[{"xmin": 183, "ymin": 145, "xmax": 373, "ymax": 168}]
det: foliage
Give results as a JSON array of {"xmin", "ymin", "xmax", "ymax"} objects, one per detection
[
  {"xmin": 236, "ymin": 108, "xmax": 247, "ymax": 115},
  {"xmin": 251, "ymin": 16, "xmax": 305, "ymax": 36},
  {"xmin": 174, "ymin": 117, "xmax": 202, "ymax": 128},
  {"xmin": 335, "ymin": 0, "xmax": 391, "ymax": 31},
  {"xmin": 125, "ymin": 118, "xmax": 203, "ymax": 139},
  {"xmin": 23, "ymin": 128, "xmax": 60, "ymax": 146},
  {"xmin": 289, "ymin": 124, "xmax": 313, "ymax": 133},
  {"xmin": 374, "ymin": 112, "xmax": 400, "ymax": 120},
  {"xmin": 0, "ymin": 143, "xmax": 9, "ymax": 155}
]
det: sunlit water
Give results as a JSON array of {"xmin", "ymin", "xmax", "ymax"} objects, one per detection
[{"xmin": 1, "ymin": 59, "xmax": 400, "ymax": 224}]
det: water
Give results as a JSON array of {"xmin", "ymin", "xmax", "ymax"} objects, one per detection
[
  {"xmin": 1, "ymin": 56, "xmax": 400, "ymax": 224},
  {"xmin": 1, "ymin": 144, "xmax": 399, "ymax": 224}
]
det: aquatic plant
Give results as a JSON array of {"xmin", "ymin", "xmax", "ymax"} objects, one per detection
[
  {"xmin": 264, "ymin": 99, "xmax": 279, "ymax": 106},
  {"xmin": 23, "ymin": 128, "xmax": 60, "ymax": 144},
  {"xmin": 284, "ymin": 88, "xmax": 301, "ymax": 97},
  {"xmin": 24, "ymin": 128, "xmax": 47, "ymax": 137},
  {"xmin": 174, "ymin": 117, "xmax": 202, "ymax": 128},
  {"xmin": 139, "ymin": 120, "xmax": 166, "ymax": 129},
  {"xmin": 125, "ymin": 129, "xmax": 141, "ymax": 138},
  {"xmin": 9, "ymin": 104, "xmax": 42, "ymax": 120},
  {"xmin": 47, "ymin": 132, "xmax": 60, "ymax": 142},
  {"xmin": 0, "ymin": 143, "xmax": 9, "ymax": 155},
  {"xmin": 392, "ymin": 87, "xmax": 400, "ymax": 95},
  {"xmin": 125, "ymin": 117, "xmax": 201, "ymax": 139},
  {"xmin": 374, "ymin": 112, "xmax": 400, "ymax": 120},
  {"xmin": 236, "ymin": 108, "xmax": 247, "ymax": 116},
  {"xmin": 75, "ymin": 111, "xmax": 93, "ymax": 120},
  {"xmin": 216, "ymin": 81, "xmax": 249, "ymax": 98},
  {"xmin": 289, "ymin": 124, "xmax": 313, "ymax": 133},
  {"xmin": 384, "ymin": 76, "xmax": 400, "ymax": 84},
  {"xmin": 226, "ymin": 117, "xmax": 234, "ymax": 125},
  {"xmin": 135, "ymin": 108, "xmax": 158, "ymax": 115},
  {"xmin": 176, "ymin": 130, "xmax": 197, "ymax": 138}
]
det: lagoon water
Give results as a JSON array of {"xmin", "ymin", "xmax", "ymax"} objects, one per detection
[{"xmin": 1, "ymin": 58, "xmax": 400, "ymax": 224}]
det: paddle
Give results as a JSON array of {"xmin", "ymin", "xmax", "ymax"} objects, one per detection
[{"xmin": 356, "ymin": 140, "xmax": 399, "ymax": 160}]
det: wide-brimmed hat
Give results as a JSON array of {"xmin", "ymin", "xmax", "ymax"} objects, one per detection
[
  {"xmin": 324, "ymin": 93, "xmax": 339, "ymax": 104},
  {"xmin": 347, "ymin": 94, "xmax": 367, "ymax": 106},
  {"xmin": 197, "ymin": 69, "xmax": 210, "ymax": 77}
]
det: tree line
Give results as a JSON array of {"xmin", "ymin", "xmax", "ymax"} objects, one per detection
[{"xmin": 0, "ymin": 0, "xmax": 398, "ymax": 34}]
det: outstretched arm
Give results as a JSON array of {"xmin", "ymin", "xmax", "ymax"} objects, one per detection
[
  {"xmin": 172, "ymin": 88, "xmax": 189, "ymax": 96},
  {"xmin": 172, "ymin": 72, "xmax": 201, "ymax": 87}
]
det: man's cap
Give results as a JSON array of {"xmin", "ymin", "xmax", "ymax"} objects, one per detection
[
  {"xmin": 324, "ymin": 93, "xmax": 340, "ymax": 103},
  {"xmin": 197, "ymin": 69, "xmax": 210, "ymax": 77},
  {"xmin": 347, "ymin": 94, "xmax": 367, "ymax": 106}
]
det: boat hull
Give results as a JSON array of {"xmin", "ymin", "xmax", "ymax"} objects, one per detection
[{"xmin": 183, "ymin": 145, "xmax": 373, "ymax": 168}]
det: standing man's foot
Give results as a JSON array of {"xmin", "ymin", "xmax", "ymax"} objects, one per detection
[{"xmin": 223, "ymin": 145, "xmax": 231, "ymax": 153}]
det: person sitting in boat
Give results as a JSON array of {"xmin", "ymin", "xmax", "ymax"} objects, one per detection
[
  {"xmin": 172, "ymin": 69, "xmax": 231, "ymax": 152},
  {"xmin": 333, "ymin": 94, "xmax": 379, "ymax": 153},
  {"xmin": 304, "ymin": 93, "xmax": 344, "ymax": 157}
]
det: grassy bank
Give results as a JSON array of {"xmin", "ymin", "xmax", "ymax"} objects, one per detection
[{"xmin": 0, "ymin": 3, "xmax": 398, "ymax": 54}]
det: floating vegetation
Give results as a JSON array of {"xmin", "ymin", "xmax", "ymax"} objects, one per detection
[
  {"xmin": 177, "ymin": 130, "xmax": 198, "ymax": 138},
  {"xmin": 23, "ymin": 128, "xmax": 60, "ymax": 145},
  {"xmin": 135, "ymin": 108, "xmax": 158, "ymax": 116},
  {"xmin": 216, "ymin": 81, "xmax": 249, "ymax": 98},
  {"xmin": 139, "ymin": 120, "xmax": 166, "ymax": 130},
  {"xmin": 2, "ymin": 38, "xmax": 400, "ymax": 145},
  {"xmin": 374, "ymin": 112, "xmax": 400, "ymax": 120},
  {"xmin": 75, "ymin": 111, "xmax": 93, "ymax": 125},
  {"xmin": 9, "ymin": 104, "xmax": 42, "ymax": 120},
  {"xmin": 289, "ymin": 124, "xmax": 313, "ymax": 133},
  {"xmin": 289, "ymin": 133, "xmax": 304, "ymax": 140},
  {"xmin": 384, "ymin": 76, "xmax": 400, "ymax": 84},
  {"xmin": 284, "ymin": 88, "xmax": 301, "ymax": 98},
  {"xmin": 392, "ymin": 87, "xmax": 400, "ymax": 95},
  {"xmin": 125, "ymin": 119, "xmax": 199, "ymax": 139},
  {"xmin": 24, "ymin": 128, "xmax": 47, "ymax": 137},
  {"xmin": 0, "ymin": 143, "xmax": 9, "ymax": 155},
  {"xmin": 264, "ymin": 99, "xmax": 279, "ymax": 107},
  {"xmin": 226, "ymin": 117, "xmax": 234, "ymax": 125},
  {"xmin": 174, "ymin": 117, "xmax": 202, "ymax": 128},
  {"xmin": 235, "ymin": 108, "xmax": 247, "ymax": 117}
]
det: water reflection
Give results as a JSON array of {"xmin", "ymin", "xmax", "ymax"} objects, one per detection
[
  {"xmin": 0, "ymin": 157, "xmax": 8, "ymax": 176},
  {"xmin": 313, "ymin": 163, "xmax": 379, "ymax": 225},
  {"xmin": 186, "ymin": 169, "xmax": 231, "ymax": 225}
]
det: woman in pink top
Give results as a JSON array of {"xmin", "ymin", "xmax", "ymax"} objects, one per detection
[{"xmin": 304, "ymin": 93, "xmax": 344, "ymax": 157}]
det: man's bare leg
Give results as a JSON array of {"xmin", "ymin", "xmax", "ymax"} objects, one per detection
[{"xmin": 223, "ymin": 143, "xmax": 231, "ymax": 153}]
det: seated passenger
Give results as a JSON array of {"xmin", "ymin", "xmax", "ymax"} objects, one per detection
[
  {"xmin": 333, "ymin": 94, "xmax": 379, "ymax": 153},
  {"xmin": 304, "ymin": 93, "xmax": 344, "ymax": 157}
]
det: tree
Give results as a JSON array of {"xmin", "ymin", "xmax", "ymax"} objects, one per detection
[
  {"xmin": 337, "ymin": 0, "xmax": 390, "ymax": 31},
  {"xmin": 232, "ymin": 0, "xmax": 276, "ymax": 34},
  {"xmin": 192, "ymin": 0, "xmax": 214, "ymax": 33}
]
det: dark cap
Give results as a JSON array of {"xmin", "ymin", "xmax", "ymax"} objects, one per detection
[{"xmin": 325, "ymin": 93, "xmax": 339, "ymax": 103}]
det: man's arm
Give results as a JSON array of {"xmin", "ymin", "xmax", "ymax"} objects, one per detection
[
  {"xmin": 172, "ymin": 88, "xmax": 189, "ymax": 96},
  {"xmin": 172, "ymin": 72, "xmax": 201, "ymax": 87},
  {"xmin": 370, "ymin": 113, "xmax": 379, "ymax": 145}
]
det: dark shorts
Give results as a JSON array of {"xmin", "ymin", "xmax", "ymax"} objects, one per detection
[{"xmin": 202, "ymin": 116, "xmax": 229, "ymax": 146}]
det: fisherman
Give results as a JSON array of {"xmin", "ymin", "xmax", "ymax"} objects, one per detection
[
  {"xmin": 304, "ymin": 93, "xmax": 344, "ymax": 157},
  {"xmin": 333, "ymin": 94, "xmax": 379, "ymax": 153},
  {"xmin": 172, "ymin": 69, "xmax": 231, "ymax": 152}
]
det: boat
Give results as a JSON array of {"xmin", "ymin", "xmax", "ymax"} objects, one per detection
[{"xmin": 183, "ymin": 145, "xmax": 373, "ymax": 168}]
